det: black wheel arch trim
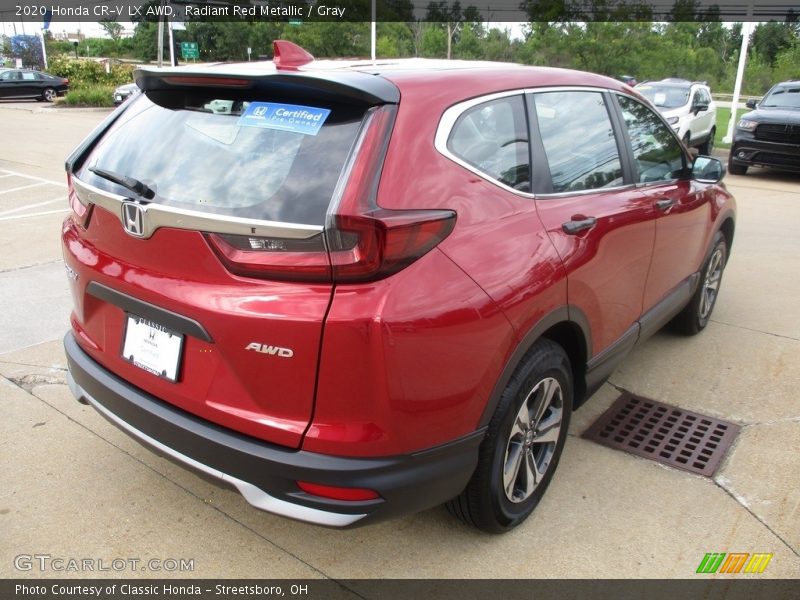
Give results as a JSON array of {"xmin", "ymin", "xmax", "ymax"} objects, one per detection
[
  {"xmin": 478, "ymin": 305, "xmax": 592, "ymax": 427},
  {"xmin": 715, "ymin": 210, "xmax": 736, "ymax": 255}
]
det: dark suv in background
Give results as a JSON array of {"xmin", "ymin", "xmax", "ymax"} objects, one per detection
[{"xmin": 729, "ymin": 80, "xmax": 800, "ymax": 175}]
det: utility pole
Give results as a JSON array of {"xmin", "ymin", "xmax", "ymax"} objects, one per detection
[
  {"xmin": 371, "ymin": 0, "xmax": 376, "ymax": 62},
  {"xmin": 723, "ymin": 3, "xmax": 755, "ymax": 144},
  {"xmin": 167, "ymin": 15, "xmax": 176, "ymax": 66},
  {"xmin": 157, "ymin": 0, "xmax": 166, "ymax": 67}
]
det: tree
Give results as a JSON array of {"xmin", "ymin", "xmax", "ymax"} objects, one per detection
[
  {"xmin": 376, "ymin": 22, "xmax": 416, "ymax": 57},
  {"xmin": 10, "ymin": 35, "xmax": 43, "ymax": 69},
  {"xmin": 99, "ymin": 18, "xmax": 124, "ymax": 42},
  {"xmin": 425, "ymin": 1, "xmax": 483, "ymax": 59},
  {"xmin": 418, "ymin": 23, "xmax": 447, "ymax": 58},
  {"xmin": 750, "ymin": 21, "xmax": 798, "ymax": 66},
  {"xmin": 773, "ymin": 41, "xmax": 800, "ymax": 82},
  {"xmin": 131, "ymin": 21, "xmax": 158, "ymax": 62}
]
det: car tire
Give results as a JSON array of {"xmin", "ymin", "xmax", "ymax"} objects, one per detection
[
  {"xmin": 727, "ymin": 158, "xmax": 747, "ymax": 175},
  {"xmin": 683, "ymin": 132, "xmax": 692, "ymax": 148},
  {"xmin": 670, "ymin": 231, "xmax": 727, "ymax": 335},
  {"xmin": 42, "ymin": 87, "xmax": 56, "ymax": 102},
  {"xmin": 699, "ymin": 127, "xmax": 715, "ymax": 154},
  {"xmin": 446, "ymin": 338, "xmax": 572, "ymax": 533}
]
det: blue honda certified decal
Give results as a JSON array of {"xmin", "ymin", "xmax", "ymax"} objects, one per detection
[{"xmin": 237, "ymin": 102, "xmax": 331, "ymax": 136}]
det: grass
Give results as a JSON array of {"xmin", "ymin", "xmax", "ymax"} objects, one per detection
[
  {"xmin": 61, "ymin": 84, "xmax": 116, "ymax": 108},
  {"xmin": 714, "ymin": 107, "xmax": 732, "ymax": 149}
]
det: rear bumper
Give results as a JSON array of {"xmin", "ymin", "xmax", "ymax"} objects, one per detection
[{"xmin": 64, "ymin": 332, "xmax": 483, "ymax": 528}]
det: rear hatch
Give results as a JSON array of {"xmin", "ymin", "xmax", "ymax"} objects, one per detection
[{"xmin": 63, "ymin": 65, "xmax": 399, "ymax": 448}]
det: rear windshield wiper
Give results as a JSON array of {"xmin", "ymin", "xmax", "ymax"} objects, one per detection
[{"xmin": 89, "ymin": 166, "xmax": 155, "ymax": 200}]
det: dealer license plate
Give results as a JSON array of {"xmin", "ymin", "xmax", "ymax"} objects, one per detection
[{"xmin": 121, "ymin": 315, "xmax": 183, "ymax": 382}]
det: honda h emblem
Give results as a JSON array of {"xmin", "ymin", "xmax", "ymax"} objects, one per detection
[{"xmin": 122, "ymin": 202, "xmax": 145, "ymax": 237}]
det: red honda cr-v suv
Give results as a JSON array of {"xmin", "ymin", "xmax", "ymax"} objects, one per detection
[{"xmin": 63, "ymin": 41, "xmax": 735, "ymax": 533}]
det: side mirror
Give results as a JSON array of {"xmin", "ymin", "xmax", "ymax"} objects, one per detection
[
  {"xmin": 692, "ymin": 156, "xmax": 725, "ymax": 183},
  {"xmin": 693, "ymin": 102, "xmax": 709, "ymax": 115},
  {"xmin": 745, "ymin": 98, "xmax": 757, "ymax": 109}
]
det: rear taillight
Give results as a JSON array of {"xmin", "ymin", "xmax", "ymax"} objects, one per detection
[
  {"xmin": 327, "ymin": 209, "xmax": 455, "ymax": 282},
  {"xmin": 325, "ymin": 104, "xmax": 456, "ymax": 282},
  {"xmin": 206, "ymin": 232, "xmax": 331, "ymax": 282},
  {"xmin": 67, "ymin": 172, "xmax": 91, "ymax": 227},
  {"xmin": 208, "ymin": 104, "xmax": 455, "ymax": 284}
]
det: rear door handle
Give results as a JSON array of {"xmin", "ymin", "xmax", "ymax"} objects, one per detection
[
  {"xmin": 656, "ymin": 197, "xmax": 676, "ymax": 211},
  {"xmin": 561, "ymin": 216, "xmax": 597, "ymax": 235}
]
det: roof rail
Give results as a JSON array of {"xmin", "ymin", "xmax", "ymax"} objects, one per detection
[{"xmin": 273, "ymin": 40, "xmax": 314, "ymax": 70}]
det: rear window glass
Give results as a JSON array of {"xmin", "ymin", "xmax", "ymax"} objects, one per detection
[{"xmin": 77, "ymin": 93, "xmax": 366, "ymax": 226}]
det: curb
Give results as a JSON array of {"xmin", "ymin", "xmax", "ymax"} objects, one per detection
[{"xmin": 0, "ymin": 103, "xmax": 114, "ymax": 114}]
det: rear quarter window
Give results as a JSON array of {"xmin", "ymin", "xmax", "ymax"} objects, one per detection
[
  {"xmin": 77, "ymin": 93, "xmax": 366, "ymax": 226},
  {"xmin": 446, "ymin": 95, "xmax": 530, "ymax": 192}
]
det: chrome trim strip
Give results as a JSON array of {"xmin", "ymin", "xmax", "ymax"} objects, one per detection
[
  {"xmin": 72, "ymin": 176, "xmax": 323, "ymax": 240},
  {"xmin": 435, "ymin": 85, "xmax": 641, "ymax": 199},
  {"xmin": 434, "ymin": 89, "xmax": 536, "ymax": 199},
  {"xmin": 69, "ymin": 375, "xmax": 366, "ymax": 527},
  {"xmin": 535, "ymin": 183, "xmax": 639, "ymax": 199}
]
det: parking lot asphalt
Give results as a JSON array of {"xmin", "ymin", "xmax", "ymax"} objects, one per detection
[{"xmin": 1, "ymin": 103, "xmax": 798, "ymax": 580}]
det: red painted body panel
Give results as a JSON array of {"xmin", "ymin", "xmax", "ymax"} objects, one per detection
[
  {"xmin": 62, "ymin": 207, "xmax": 332, "ymax": 449},
  {"xmin": 375, "ymin": 76, "xmax": 568, "ymax": 347},
  {"xmin": 534, "ymin": 189, "xmax": 655, "ymax": 355},
  {"xmin": 306, "ymin": 248, "xmax": 515, "ymax": 456},
  {"xmin": 641, "ymin": 180, "xmax": 713, "ymax": 311}
]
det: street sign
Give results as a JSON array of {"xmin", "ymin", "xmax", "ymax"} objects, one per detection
[{"xmin": 181, "ymin": 41, "xmax": 199, "ymax": 60}]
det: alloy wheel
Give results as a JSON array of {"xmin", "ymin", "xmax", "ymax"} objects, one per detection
[
  {"xmin": 699, "ymin": 246, "xmax": 724, "ymax": 320},
  {"xmin": 502, "ymin": 377, "xmax": 564, "ymax": 503}
]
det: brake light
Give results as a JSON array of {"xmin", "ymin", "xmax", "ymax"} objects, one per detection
[
  {"xmin": 161, "ymin": 76, "xmax": 250, "ymax": 87},
  {"xmin": 296, "ymin": 481, "xmax": 380, "ymax": 501},
  {"xmin": 207, "ymin": 105, "xmax": 455, "ymax": 284},
  {"xmin": 67, "ymin": 172, "xmax": 91, "ymax": 227}
]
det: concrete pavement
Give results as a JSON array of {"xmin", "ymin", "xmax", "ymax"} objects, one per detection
[{"xmin": 0, "ymin": 104, "xmax": 798, "ymax": 580}]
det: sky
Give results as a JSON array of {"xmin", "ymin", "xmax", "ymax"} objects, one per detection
[{"xmin": 0, "ymin": 20, "xmax": 130, "ymax": 39}]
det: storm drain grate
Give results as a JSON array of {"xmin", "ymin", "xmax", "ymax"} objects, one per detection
[{"xmin": 581, "ymin": 392, "xmax": 740, "ymax": 476}]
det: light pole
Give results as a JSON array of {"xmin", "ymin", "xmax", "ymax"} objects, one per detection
[
  {"xmin": 723, "ymin": 3, "xmax": 755, "ymax": 145},
  {"xmin": 157, "ymin": 0, "xmax": 166, "ymax": 67}
]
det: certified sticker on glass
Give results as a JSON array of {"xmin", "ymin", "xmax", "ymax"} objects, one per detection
[{"xmin": 238, "ymin": 102, "xmax": 331, "ymax": 136}]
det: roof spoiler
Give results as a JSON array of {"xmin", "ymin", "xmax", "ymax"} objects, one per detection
[{"xmin": 135, "ymin": 68, "xmax": 400, "ymax": 107}]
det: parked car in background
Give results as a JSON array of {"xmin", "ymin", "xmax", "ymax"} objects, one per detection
[
  {"xmin": 63, "ymin": 41, "xmax": 736, "ymax": 533},
  {"xmin": 636, "ymin": 79, "xmax": 717, "ymax": 154},
  {"xmin": 0, "ymin": 69, "xmax": 69, "ymax": 102},
  {"xmin": 113, "ymin": 82, "xmax": 140, "ymax": 105},
  {"xmin": 729, "ymin": 80, "xmax": 800, "ymax": 175}
]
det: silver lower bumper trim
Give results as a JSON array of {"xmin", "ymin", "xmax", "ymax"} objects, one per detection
[{"xmin": 68, "ymin": 374, "xmax": 366, "ymax": 528}]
